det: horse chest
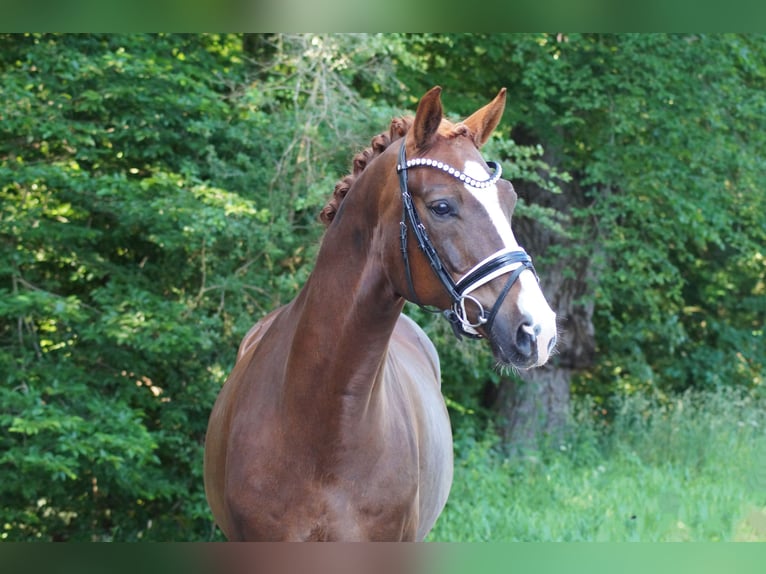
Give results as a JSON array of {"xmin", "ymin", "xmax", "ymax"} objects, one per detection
[
  {"xmin": 211, "ymin": 318, "xmax": 452, "ymax": 541},
  {"xmin": 228, "ymin": 435, "xmax": 421, "ymax": 541}
]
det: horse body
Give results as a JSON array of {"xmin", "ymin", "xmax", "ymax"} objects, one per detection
[
  {"xmin": 204, "ymin": 311, "xmax": 451, "ymax": 541},
  {"xmin": 204, "ymin": 87, "xmax": 557, "ymax": 541},
  {"xmin": 204, "ymin": 144, "xmax": 452, "ymax": 541}
]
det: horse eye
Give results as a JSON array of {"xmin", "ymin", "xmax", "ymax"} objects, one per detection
[{"xmin": 429, "ymin": 200, "xmax": 454, "ymax": 217}]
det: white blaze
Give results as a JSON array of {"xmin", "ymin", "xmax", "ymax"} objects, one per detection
[
  {"xmin": 462, "ymin": 161, "xmax": 518, "ymax": 249},
  {"xmin": 461, "ymin": 160, "xmax": 557, "ymax": 366}
]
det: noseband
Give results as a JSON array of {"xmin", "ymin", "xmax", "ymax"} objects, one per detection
[{"xmin": 396, "ymin": 140, "xmax": 537, "ymax": 340}]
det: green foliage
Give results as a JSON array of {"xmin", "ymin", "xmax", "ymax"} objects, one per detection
[
  {"xmin": 429, "ymin": 388, "xmax": 766, "ymax": 541},
  {"xmin": 0, "ymin": 33, "xmax": 253, "ymax": 541},
  {"xmin": 397, "ymin": 33, "xmax": 766, "ymax": 399},
  {"xmin": 574, "ymin": 34, "xmax": 766, "ymax": 397},
  {"xmin": 0, "ymin": 33, "xmax": 402, "ymax": 541}
]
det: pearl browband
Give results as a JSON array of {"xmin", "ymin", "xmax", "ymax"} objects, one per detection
[{"xmin": 396, "ymin": 158, "xmax": 503, "ymax": 189}]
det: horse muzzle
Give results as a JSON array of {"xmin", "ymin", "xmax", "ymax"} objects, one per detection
[{"xmin": 478, "ymin": 269, "xmax": 558, "ymax": 369}]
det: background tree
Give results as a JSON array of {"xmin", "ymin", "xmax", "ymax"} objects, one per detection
[{"xmin": 394, "ymin": 33, "xmax": 766, "ymax": 448}]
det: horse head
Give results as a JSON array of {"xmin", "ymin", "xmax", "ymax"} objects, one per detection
[{"xmin": 387, "ymin": 86, "xmax": 557, "ymax": 369}]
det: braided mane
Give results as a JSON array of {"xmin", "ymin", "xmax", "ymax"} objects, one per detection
[
  {"xmin": 319, "ymin": 115, "xmax": 470, "ymax": 226},
  {"xmin": 319, "ymin": 117, "xmax": 411, "ymax": 226}
]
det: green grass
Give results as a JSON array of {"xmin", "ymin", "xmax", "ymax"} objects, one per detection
[{"xmin": 428, "ymin": 388, "xmax": 766, "ymax": 541}]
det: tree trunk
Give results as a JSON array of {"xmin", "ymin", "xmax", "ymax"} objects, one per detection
[
  {"xmin": 485, "ymin": 249, "xmax": 594, "ymax": 452},
  {"xmin": 491, "ymin": 365, "xmax": 572, "ymax": 453},
  {"xmin": 485, "ymin": 135, "xmax": 597, "ymax": 452}
]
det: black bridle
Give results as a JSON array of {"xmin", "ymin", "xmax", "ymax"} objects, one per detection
[{"xmin": 396, "ymin": 139, "xmax": 537, "ymax": 340}]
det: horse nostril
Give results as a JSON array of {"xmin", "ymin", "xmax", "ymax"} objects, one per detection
[{"xmin": 515, "ymin": 322, "xmax": 538, "ymax": 358}]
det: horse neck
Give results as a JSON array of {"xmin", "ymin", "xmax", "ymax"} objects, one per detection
[{"xmin": 281, "ymin": 163, "xmax": 403, "ymax": 427}]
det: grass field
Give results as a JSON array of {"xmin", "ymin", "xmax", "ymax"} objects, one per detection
[{"xmin": 428, "ymin": 388, "xmax": 766, "ymax": 542}]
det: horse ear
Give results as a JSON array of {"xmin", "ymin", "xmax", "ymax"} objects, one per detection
[
  {"xmin": 462, "ymin": 87, "xmax": 507, "ymax": 148},
  {"xmin": 412, "ymin": 86, "xmax": 444, "ymax": 151}
]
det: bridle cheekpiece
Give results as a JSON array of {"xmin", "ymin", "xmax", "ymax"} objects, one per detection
[{"xmin": 396, "ymin": 139, "xmax": 537, "ymax": 340}]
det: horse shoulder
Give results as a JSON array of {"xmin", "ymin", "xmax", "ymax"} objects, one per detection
[
  {"xmin": 392, "ymin": 313, "xmax": 442, "ymax": 386},
  {"xmin": 237, "ymin": 306, "xmax": 284, "ymax": 359},
  {"xmin": 389, "ymin": 313, "xmax": 453, "ymax": 540},
  {"xmin": 204, "ymin": 306, "xmax": 287, "ymax": 539}
]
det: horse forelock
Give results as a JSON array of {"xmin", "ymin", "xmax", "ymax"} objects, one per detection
[{"xmin": 319, "ymin": 116, "xmax": 470, "ymax": 227}]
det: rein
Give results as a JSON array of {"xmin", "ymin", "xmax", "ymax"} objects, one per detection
[{"xmin": 396, "ymin": 140, "xmax": 536, "ymax": 340}]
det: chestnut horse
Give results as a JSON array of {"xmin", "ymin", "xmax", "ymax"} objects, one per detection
[{"xmin": 203, "ymin": 87, "xmax": 557, "ymax": 541}]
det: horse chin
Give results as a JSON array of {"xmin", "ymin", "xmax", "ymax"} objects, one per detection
[{"xmin": 487, "ymin": 336, "xmax": 538, "ymax": 371}]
